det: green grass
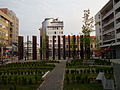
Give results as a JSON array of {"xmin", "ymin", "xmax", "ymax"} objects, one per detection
[
  {"xmin": 66, "ymin": 59, "xmax": 112, "ymax": 69},
  {"xmin": 64, "ymin": 84, "xmax": 103, "ymax": 90},
  {"xmin": 0, "ymin": 61, "xmax": 56, "ymax": 90},
  {"xmin": 64, "ymin": 59, "xmax": 113, "ymax": 90},
  {"xmin": 0, "ymin": 84, "xmax": 40, "ymax": 90}
]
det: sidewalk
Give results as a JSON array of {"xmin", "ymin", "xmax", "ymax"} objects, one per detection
[{"xmin": 38, "ymin": 60, "xmax": 66, "ymax": 90}]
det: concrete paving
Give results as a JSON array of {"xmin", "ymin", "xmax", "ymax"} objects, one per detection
[{"xmin": 38, "ymin": 60, "xmax": 66, "ymax": 90}]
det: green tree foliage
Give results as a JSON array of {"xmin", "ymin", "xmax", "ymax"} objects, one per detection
[
  {"xmin": 82, "ymin": 9, "xmax": 94, "ymax": 59},
  {"xmin": 82, "ymin": 9, "xmax": 94, "ymax": 35}
]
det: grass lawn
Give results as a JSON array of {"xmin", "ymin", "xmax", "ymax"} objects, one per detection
[
  {"xmin": 64, "ymin": 84, "xmax": 103, "ymax": 90},
  {"xmin": 0, "ymin": 84, "xmax": 40, "ymax": 90}
]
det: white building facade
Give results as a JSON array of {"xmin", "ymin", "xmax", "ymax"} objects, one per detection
[
  {"xmin": 40, "ymin": 18, "xmax": 64, "ymax": 59},
  {"xmin": 24, "ymin": 41, "xmax": 40, "ymax": 60},
  {"xmin": 95, "ymin": 0, "xmax": 120, "ymax": 59}
]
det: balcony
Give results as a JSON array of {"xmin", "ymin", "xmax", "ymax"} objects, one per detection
[
  {"xmin": 103, "ymin": 28, "xmax": 114, "ymax": 35},
  {"xmin": 102, "ymin": 19, "xmax": 114, "ymax": 28},
  {"xmin": 116, "ymin": 33, "xmax": 120, "ymax": 38},
  {"xmin": 103, "ymin": 31, "xmax": 115, "ymax": 42},
  {"xmin": 101, "ymin": 0, "xmax": 113, "ymax": 18},
  {"xmin": 102, "ymin": 22, "xmax": 114, "ymax": 34},
  {"xmin": 102, "ymin": 9, "xmax": 113, "ymax": 20}
]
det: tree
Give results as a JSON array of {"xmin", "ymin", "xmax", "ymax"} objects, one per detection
[{"xmin": 82, "ymin": 9, "xmax": 94, "ymax": 59}]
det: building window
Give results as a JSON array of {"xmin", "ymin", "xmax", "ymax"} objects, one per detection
[
  {"xmin": 117, "ymin": 39, "xmax": 120, "ymax": 42},
  {"xmin": 61, "ymin": 31, "xmax": 63, "ymax": 34},
  {"xmin": 114, "ymin": 0, "xmax": 120, "ymax": 4},
  {"xmin": 0, "ymin": 24, "xmax": 2, "ymax": 28},
  {"xmin": 99, "ymin": 28, "xmax": 101, "ymax": 33},
  {"xmin": 98, "ymin": 14, "xmax": 100, "ymax": 19},
  {"xmin": 100, "ymin": 36, "xmax": 102, "ymax": 40},
  {"xmin": 116, "ymin": 17, "xmax": 120, "ymax": 24},
  {"xmin": 49, "ymin": 44, "xmax": 52, "ymax": 47},
  {"xmin": 115, "ymin": 7, "xmax": 120, "ymax": 14},
  {"xmin": 54, "ymin": 32, "xmax": 56, "ymax": 34},
  {"xmin": 91, "ymin": 45, "xmax": 93, "ymax": 48},
  {"xmin": 50, "ymin": 40, "xmax": 52, "ymax": 43},
  {"xmin": 116, "ymin": 28, "xmax": 120, "ymax": 33}
]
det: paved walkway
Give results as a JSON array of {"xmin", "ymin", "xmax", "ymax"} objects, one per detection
[{"xmin": 38, "ymin": 60, "xmax": 66, "ymax": 90}]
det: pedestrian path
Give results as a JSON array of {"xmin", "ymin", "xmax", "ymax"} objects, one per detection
[{"xmin": 38, "ymin": 60, "xmax": 66, "ymax": 90}]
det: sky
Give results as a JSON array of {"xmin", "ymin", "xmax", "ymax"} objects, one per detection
[{"xmin": 0, "ymin": 0, "xmax": 109, "ymax": 39}]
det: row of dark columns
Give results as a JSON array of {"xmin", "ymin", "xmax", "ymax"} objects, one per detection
[
  {"xmin": 40, "ymin": 35, "xmax": 85, "ymax": 60},
  {"xmin": 18, "ymin": 35, "xmax": 88, "ymax": 60},
  {"xmin": 18, "ymin": 36, "xmax": 37, "ymax": 60}
]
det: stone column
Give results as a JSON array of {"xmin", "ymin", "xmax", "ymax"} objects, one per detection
[
  {"xmin": 32, "ymin": 36, "xmax": 37, "ymax": 60},
  {"xmin": 68, "ymin": 35, "xmax": 71, "ymax": 59},
  {"xmin": 40, "ymin": 36, "xmax": 42, "ymax": 60},
  {"xmin": 63, "ymin": 35, "xmax": 66, "ymax": 60},
  {"xmin": 53, "ymin": 36, "xmax": 55, "ymax": 60},
  {"xmin": 58, "ymin": 36, "xmax": 61, "ymax": 60},
  {"xmin": 46, "ymin": 36, "xmax": 49, "ymax": 60},
  {"xmin": 80, "ymin": 35, "xmax": 84, "ymax": 59},
  {"xmin": 18, "ymin": 36, "xmax": 24, "ymax": 60}
]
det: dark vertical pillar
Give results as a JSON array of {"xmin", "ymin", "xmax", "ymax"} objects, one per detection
[
  {"xmin": 80, "ymin": 35, "xmax": 84, "ymax": 59},
  {"xmin": 18, "ymin": 36, "xmax": 24, "ymax": 60},
  {"xmin": 40, "ymin": 36, "xmax": 42, "ymax": 60},
  {"xmin": 86, "ymin": 35, "xmax": 90, "ymax": 59},
  {"xmin": 58, "ymin": 36, "xmax": 61, "ymax": 60},
  {"xmin": 46, "ymin": 36, "xmax": 49, "ymax": 60},
  {"xmin": 53, "ymin": 36, "xmax": 55, "ymax": 60},
  {"xmin": 27, "ymin": 36, "xmax": 29, "ymax": 60},
  {"xmin": 68, "ymin": 35, "xmax": 70, "ymax": 59},
  {"xmin": 32, "ymin": 36, "xmax": 37, "ymax": 60},
  {"xmin": 63, "ymin": 35, "xmax": 66, "ymax": 60},
  {"xmin": 73, "ymin": 35, "xmax": 76, "ymax": 59},
  {"xmin": 77, "ymin": 35, "xmax": 79, "ymax": 58}
]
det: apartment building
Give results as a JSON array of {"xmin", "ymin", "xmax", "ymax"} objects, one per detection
[
  {"xmin": 0, "ymin": 8, "xmax": 19, "ymax": 49},
  {"xmin": 40, "ymin": 18, "xmax": 64, "ymax": 59},
  {"xmin": 0, "ymin": 10, "xmax": 13, "ymax": 47},
  {"xmin": 95, "ymin": 0, "xmax": 120, "ymax": 59}
]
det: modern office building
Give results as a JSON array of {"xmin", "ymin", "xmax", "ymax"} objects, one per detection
[
  {"xmin": 0, "ymin": 8, "xmax": 19, "ymax": 51},
  {"xmin": 40, "ymin": 18, "xmax": 64, "ymax": 59},
  {"xmin": 95, "ymin": 0, "xmax": 120, "ymax": 59}
]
